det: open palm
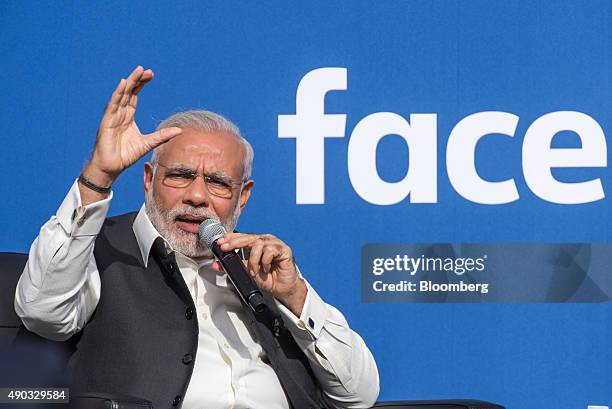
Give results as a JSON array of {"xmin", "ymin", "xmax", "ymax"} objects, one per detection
[{"xmin": 89, "ymin": 66, "xmax": 182, "ymax": 180}]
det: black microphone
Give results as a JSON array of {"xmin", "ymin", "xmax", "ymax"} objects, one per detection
[{"xmin": 199, "ymin": 219, "xmax": 266, "ymax": 313}]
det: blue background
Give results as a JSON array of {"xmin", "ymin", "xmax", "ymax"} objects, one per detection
[{"xmin": 1, "ymin": 1, "xmax": 610, "ymax": 408}]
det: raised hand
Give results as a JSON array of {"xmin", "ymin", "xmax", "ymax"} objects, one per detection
[{"xmin": 80, "ymin": 66, "xmax": 182, "ymax": 203}]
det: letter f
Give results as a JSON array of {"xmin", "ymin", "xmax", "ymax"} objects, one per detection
[{"xmin": 278, "ymin": 67, "xmax": 347, "ymax": 204}]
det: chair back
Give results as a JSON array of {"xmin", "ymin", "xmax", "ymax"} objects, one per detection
[
  {"xmin": 0, "ymin": 252, "xmax": 72, "ymax": 387},
  {"xmin": 0, "ymin": 252, "xmax": 27, "ymax": 328}
]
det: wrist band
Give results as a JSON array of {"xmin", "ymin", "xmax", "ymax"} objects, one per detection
[{"xmin": 78, "ymin": 174, "xmax": 112, "ymax": 194}]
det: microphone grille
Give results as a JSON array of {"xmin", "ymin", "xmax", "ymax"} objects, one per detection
[{"xmin": 199, "ymin": 219, "xmax": 227, "ymax": 248}]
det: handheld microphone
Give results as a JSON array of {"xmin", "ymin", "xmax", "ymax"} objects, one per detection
[{"xmin": 199, "ymin": 219, "xmax": 266, "ymax": 313}]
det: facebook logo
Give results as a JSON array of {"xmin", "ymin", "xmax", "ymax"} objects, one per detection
[{"xmin": 278, "ymin": 68, "xmax": 608, "ymax": 205}]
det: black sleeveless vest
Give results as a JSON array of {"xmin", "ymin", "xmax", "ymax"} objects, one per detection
[{"xmin": 67, "ymin": 212, "xmax": 326, "ymax": 409}]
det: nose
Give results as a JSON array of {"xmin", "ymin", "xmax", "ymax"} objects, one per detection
[{"xmin": 182, "ymin": 175, "xmax": 210, "ymax": 207}]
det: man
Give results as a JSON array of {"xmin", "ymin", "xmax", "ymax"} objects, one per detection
[{"xmin": 15, "ymin": 66, "xmax": 379, "ymax": 409}]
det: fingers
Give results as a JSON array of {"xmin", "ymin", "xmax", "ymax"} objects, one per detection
[
  {"xmin": 104, "ymin": 66, "xmax": 153, "ymax": 116},
  {"xmin": 253, "ymin": 268, "xmax": 274, "ymax": 292},
  {"xmin": 261, "ymin": 248, "xmax": 279, "ymax": 274},
  {"xmin": 123, "ymin": 66, "xmax": 148, "ymax": 96},
  {"xmin": 132, "ymin": 69, "xmax": 153, "ymax": 95},
  {"xmin": 110, "ymin": 78, "xmax": 127, "ymax": 104},
  {"xmin": 248, "ymin": 237, "xmax": 265, "ymax": 277},
  {"xmin": 122, "ymin": 67, "xmax": 152, "ymax": 108},
  {"xmin": 217, "ymin": 233, "xmax": 275, "ymax": 251},
  {"xmin": 213, "ymin": 233, "xmax": 297, "ymax": 295},
  {"xmin": 103, "ymin": 78, "xmax": 127, "ymax": 116},
  {"xmin": 128, "ymin": 70, "xmax": 153, "ymax": 108},
  {"xmin": 143, "ymin": 126, "xmax": 183, "ymax": 149},
  {"xmin": 217, "ymin": 233, "xmax": 264, "ymax": 275},
  {"xmin": 217, "ymin": 233, "xmax": 290, "ymax": 275},
  {"xmin": 118, "ymin": 67, "xmax": 142, "ymax": 107}
]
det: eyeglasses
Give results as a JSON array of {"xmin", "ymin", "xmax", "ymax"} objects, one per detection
[{"xmin": 153, "ymin": 162, "xmax": 245, "ymax": 199}]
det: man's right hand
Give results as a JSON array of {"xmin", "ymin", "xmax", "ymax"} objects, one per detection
[{"xmin": 79, "ymin": 66, "xmax": 183, "ymax": 205}]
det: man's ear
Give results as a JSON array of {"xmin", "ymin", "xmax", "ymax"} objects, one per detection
[
  {"xmin": 239, "ymin": 180, "xmax": 254, "ymax": 212},
  {"xmin": 144, "ymin": 162, "xmax": 154, "ymax": 195}
]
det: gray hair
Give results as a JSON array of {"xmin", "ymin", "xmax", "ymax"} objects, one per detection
[{"xmin": 153, "ymin": 110, "xmax": 254, "ymax": 179}]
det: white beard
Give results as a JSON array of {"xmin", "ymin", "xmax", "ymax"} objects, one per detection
[{"xmin": 145, "ymin": 187, "xmax": 240, "ymax": 259}]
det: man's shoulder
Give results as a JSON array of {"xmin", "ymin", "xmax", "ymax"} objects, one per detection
[
  {"xmin": 100, "ymin": 211, "xmax": 139, "ymax": 233},
  {"xmin": 105, "ymin": 211, "xmax": 138, "ymax": 223},
  {"xmin": 95, "ymin": 211, "xmax": 141, "ymax": 261}
]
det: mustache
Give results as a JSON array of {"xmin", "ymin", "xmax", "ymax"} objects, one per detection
[{"xmin": 168, "ymin": 206, "xmax": 220, "ymax": 221}]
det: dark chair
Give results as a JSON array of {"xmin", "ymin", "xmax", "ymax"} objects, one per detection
[{"xmin": 0, "ymin": 252, "xmax": 503, "ymax": 409}]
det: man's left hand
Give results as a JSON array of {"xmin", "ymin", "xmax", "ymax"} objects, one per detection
[{"xmin": 212, "ymin": 233, "xmax": 308, "ymax": 317}]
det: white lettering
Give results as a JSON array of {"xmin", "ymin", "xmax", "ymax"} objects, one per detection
[
  {"xmin": 278, "ymin": 67, "xmax": 347, "ymax": 204},
  {"xmin": 447, "ymin": 111, "xmax": 520, "ymax": 204},
  {"xmin": 348, "ymin": 113, "xmax": 437, "ymax": 204},
  {"xmin": 279, "ymin": 68, "xmax": 608, "ymax": 205},
  {"xmin": 523, "ymin": 111, "xmax": 607, "ymax": 204}
]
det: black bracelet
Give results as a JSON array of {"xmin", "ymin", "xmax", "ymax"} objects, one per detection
[{"xmin": 78, "ymin": 174, "xmax": 112, "ymax": 194}]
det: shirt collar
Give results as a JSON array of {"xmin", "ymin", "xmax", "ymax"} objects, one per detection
[{"xmin": 133, "ymin": 204, "xmax": 168, "ymax": 267}]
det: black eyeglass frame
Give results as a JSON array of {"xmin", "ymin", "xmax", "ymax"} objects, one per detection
[{"xmin": 151, "ymin": 161, "xmax": 247, "ymax": 198}]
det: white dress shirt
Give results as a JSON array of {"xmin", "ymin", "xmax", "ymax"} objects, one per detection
[{"xmin": 15, "ymin": 180, "xmax": 379, "ymax": 409}]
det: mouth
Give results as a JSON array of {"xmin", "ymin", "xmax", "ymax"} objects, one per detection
[{"xmin": 175, "ymin": 215, "xmax": 208, "ymax": 234}]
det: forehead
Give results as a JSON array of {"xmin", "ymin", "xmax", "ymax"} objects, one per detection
[{"xmin": 159, "ymin": 127, "xmax": 245, "ymax": 176}]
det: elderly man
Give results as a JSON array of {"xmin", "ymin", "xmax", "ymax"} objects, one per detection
[{"xmin": 15, "ymin": 66, "xmax": 379, "ymax": 409}]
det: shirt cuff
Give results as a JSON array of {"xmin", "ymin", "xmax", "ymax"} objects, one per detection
[
  {"xmin": 276, "ymin": 279, "xmax": 330, "ymax": 341},
  {"xmin": 56, "ymin": 179, "xmax": 112, "ymax": 237}
]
